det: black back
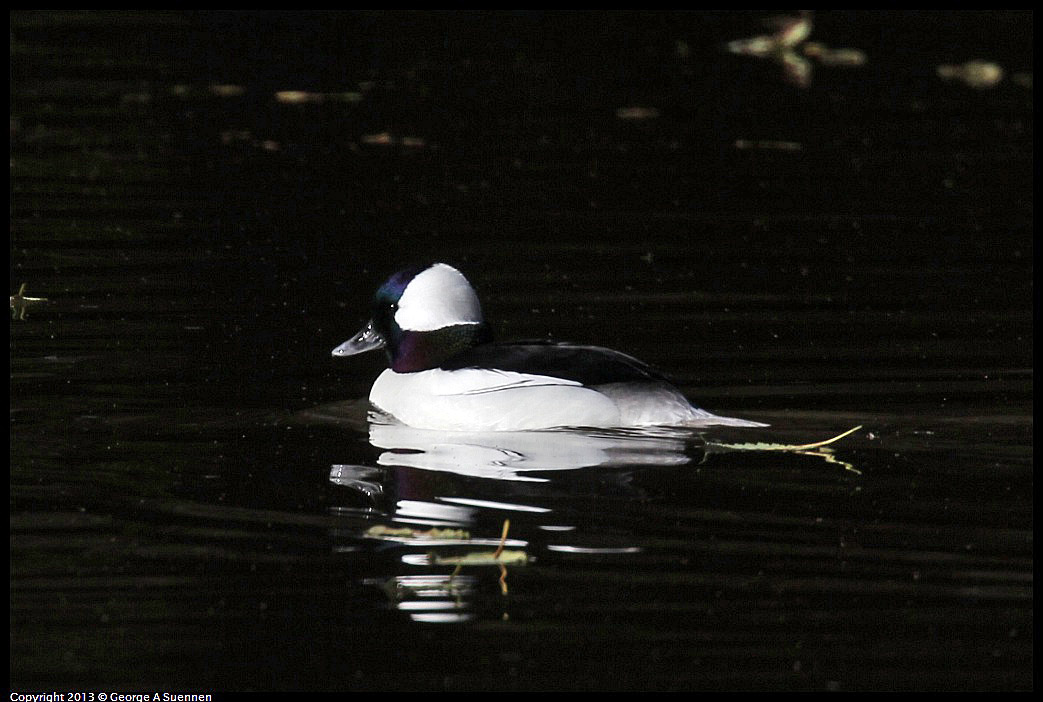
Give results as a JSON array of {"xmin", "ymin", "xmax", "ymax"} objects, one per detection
[{"xmin": 438, "ymin": 340, "xmax": 674, "ymax": 387}]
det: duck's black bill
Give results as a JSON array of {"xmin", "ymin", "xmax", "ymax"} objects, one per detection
[{"xmin": 332, "ymin": 321, "xmax": 385, "ymax": 357}]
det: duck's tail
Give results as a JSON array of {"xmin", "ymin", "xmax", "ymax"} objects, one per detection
[{"xmin": 684, "ymin": 409, "xmax": 769, "ymax": 428}]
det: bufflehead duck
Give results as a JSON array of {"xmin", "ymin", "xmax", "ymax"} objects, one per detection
[{"xmin": 332, "ymin": 263, "xmax": 767, "ymax": 431}]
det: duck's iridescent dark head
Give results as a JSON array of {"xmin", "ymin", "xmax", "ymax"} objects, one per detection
[{"xmin": 332, "ymin": 263, "xmax": 491, "ymax": 372}]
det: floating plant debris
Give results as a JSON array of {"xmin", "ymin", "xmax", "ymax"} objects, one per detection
[
  {"xmin": 706, "ymin": 425, "xmax": 864, "ymax": 474},
  {"xmin": 10, "ymin": 283, "xmax": 48, "ymax": 320},
  {"xmin": 734, "ymin": 139, "xmax": 803, "ymax": 152},
  {"xmin": 274, "ymin": 90, "xmax": 362, "ymax": 104},
  {"xmin": 937, "ymin": 60, "xmax": 1005, "ymax": 89},
  {"xmin": 615, "ymin": 106, "xmax": 661, "ymax": 121},
  {"xmin": 364, "ymin": 525, "xmax": 471, "ymax": 541},
  {"xmin": 432, "ymin": 520, "xmax": 527, "ymax": 595},
  {"xmin": 727, "ymin": 11, "xmax": 867, "ymax": 88}
]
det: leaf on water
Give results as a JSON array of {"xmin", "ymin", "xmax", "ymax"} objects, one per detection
[
  {"xmin": 364, "ymin": 525, "xmax": 471, "ymax": 540},
  {"xmin": 432, "ymin": 550, "xmax": 529, "ymax": 567},
  {"xmin": 429, "ymin": 520, "xmax": 527, "ymax": 566}
]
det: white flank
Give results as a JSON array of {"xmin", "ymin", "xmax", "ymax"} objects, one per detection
[
  {"xmin": 369, "ymin": 369, "xmax": 767, "ymax": 431},
  {"xmin": 370, "ymin": 368, "xmax": 620, "ymax": 431}
]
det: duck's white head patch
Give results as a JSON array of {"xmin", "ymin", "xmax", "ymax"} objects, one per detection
[{"xmin": 395, "ymin": 263, "xmax": 484, "ymax": 331}]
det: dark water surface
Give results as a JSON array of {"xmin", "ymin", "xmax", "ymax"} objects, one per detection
[{"xmin": 10, "ymin": 11, "xmax": 1032, "ymax": 691}]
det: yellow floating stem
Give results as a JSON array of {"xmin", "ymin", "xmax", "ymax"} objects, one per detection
[
  {"xmin": 712, "ymin": 425, "xmax": 863, "ymax": 452},
  {"xmin": 777, "ymin": 425, "xmax": 863, "ymax": 450},
  {"xmin": 492, "ymin": 519, "xmax": 510, "ymax": 560}
]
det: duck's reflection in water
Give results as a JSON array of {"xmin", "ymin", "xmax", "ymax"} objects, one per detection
[
  {"xmin": 367, "ymin": 416, "xmax": 695, "ymax": 481},
  {"xmin": 318, "ymin": 410, "xmax": 862, "ymax": 622},
  {"xmin": 326, "ymin": 414, "xmax": 707, "ymax": 622}
]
